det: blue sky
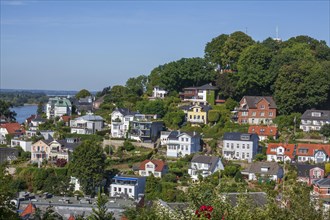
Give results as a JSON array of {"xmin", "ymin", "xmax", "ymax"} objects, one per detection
[{"xmin": 1, "ymin": 0, "xmax": 329, "ymax": 91}]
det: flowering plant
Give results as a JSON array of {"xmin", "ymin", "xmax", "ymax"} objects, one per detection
[{"xmin": 195, "ymin": 205, "xmax": 213, "ymax": 219}]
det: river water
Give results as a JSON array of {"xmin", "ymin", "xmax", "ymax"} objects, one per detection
[{"xmin": 11, "ymin": 105, "xmax": 38, "ymax": 124}]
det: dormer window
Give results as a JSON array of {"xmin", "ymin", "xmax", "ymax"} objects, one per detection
[
  {"xmin": 260, "ymin": 105, "xmax": 265, "ymax": 109},
  {"xmin": 311, "ymin": 112, "xmax": 321, "ymax": 117}
]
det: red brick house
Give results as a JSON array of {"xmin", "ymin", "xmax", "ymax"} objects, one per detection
[
  {"xmin": 237, "ymin": 96, "xmax": 277, "ymax": 125},
  {"xmin": 248, "ymin": 125, "xmax": 278, "ymax": 141},
  {"xmin": 313, "ymin": 178, "xmax": 330, "ymax": 199},
  {"xmin": 295, "ymin": 164, "xmax": 325, "ymax": 186}
]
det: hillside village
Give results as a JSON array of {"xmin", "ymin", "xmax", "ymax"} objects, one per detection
[{"xmin": 1, "ymin": 32, "xmax": 330, "ymax": 220}]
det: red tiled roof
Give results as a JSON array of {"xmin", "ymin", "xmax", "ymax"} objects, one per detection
[
  {"xmin": 139, "ymin": 159, "xmax": 166, "ymax": 172},
  {"xmin": 68, "ymin": 214, "xmax": 75, "ymax": 220},
  {"xmin": 248, "ymin": 125, "xmax": 277, "ymax": 137},
  {"xmin": 26, "ymin": 114, "xmax": 36, "ymax": 123},
  {"xmin": 296, "ymin": 143, "xmax": 330, "ymax": 157},
  {"xmin": 61, "ymin": 115, "xmax": 71, "ymax": 123},
  {"xmin": 20, "ymin": 202, "xmax": 36, "ymax": 217},
  {"xmin": 266, "ymin": 143, "xmax": 295, "ymax": 159},
  {"xmin": 215, "ymin": 99, "xmax": 226, "ymax": 103},
  {"xmin": 0, "ymin": 122, "xmax": 24, "ymax": 135}
]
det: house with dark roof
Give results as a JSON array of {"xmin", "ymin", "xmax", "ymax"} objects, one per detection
[
  {"xmin": 184, "ymin": 104, "xmax": 212, "ymax": 126},
  {"xmin": 248, "ymin": 125, "xmax": 278, "ymax": 141},
  {"xmin": 300, "ymin": 109, "xmax": 330, "ymax": 132},
  {"xmin": 138, "ymin": 159, "xmax": 168, "ymax": 178},
  {"xmin": 110, "ymin": 108, "xmax": 136, "ymax": 138},
  {"xmin": 294, "ymin": 164, "xmax": 325, "ymax": 186},
  {"xmin": 222, "ymin": 132, "xmax": 259, "ymax": 162},
  {"xmin": 0, "ymin": 147, "xmax": 18, "ymax": 164},
  {"xmin": 70, "ymin": 114, "xmax": 104, "ymax": 134},
  {"xmin": 188, "ymin": 155, "xmax": 224, "ymax": 181},
  {"xmin": 162, "ymin": 130, "xmax": 201, "ymax": 158},
  {"xmin": 129, "ymin": 115, "xmax": 163, "ymax": 143},
  {"xmin": 110, "ymin": 175, "xmax": 146, "ymax": 200},
  {"xmin": 266, "ymin": 143, "xmax": 296, "ymax": 162},
  {"xmin": 313, "ymin": 178, "xmax": 330, "ymax": 199},
  {"xmin": 236, "ymin": 96, "xmax": 277, "ymax": 125},
  {"xmin": 29, "ymin": 115, "xmax": 46, "ymax": 130},
  {"xmin": 46, "ymin": 97, "xmax": 72, "ymax": 119},
  {"xmin": 242, "ymin": 162, "xmax": 283, "ymax": 182},
  {"xmin": 224, "ymin": 192, "xmax": 268, "ymax": 207},
  {"xmin": 179, "ymin": 83, "xmax": 218, "ymax": 105}
]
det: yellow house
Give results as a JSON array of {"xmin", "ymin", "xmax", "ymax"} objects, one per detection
[{"xmin": 187, "ymin": 104, "xmax": 212, "ymax": 126}]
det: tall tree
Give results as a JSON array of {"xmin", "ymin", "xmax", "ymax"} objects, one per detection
[
  {"xmin": 0, "ymin": 100, "xmax": 16, "ymax": 122},
  {"xmin": 204, "ymin": 34, "xmax": 229, "ymax": 67},
  {"xmin": 37, "ymin": 102, "xmax": 44, "ymax": 115},
  {"xmin": 215, "ymin": 72, "xmax": 239, "ymax": 99},
  {"xmin": 69, "ymin": 140, "xmax": 106, "ymax": 195},
  {"xmin": 221, "ymin": 31, "xmax": 255, "ymax": 70},
  {"xmin": 88, "ymin": 192, "xmax": 115, "ymax": 220},
  {"xmin": 236, "ymin": 44, "xmax": 275, "ymax": 96},
  {"xmin": 75, "ymin": 89, "xmax": 92, "ymax": 99},
  {"xmin": 125, "ymin": 75, "xmax": 148, "ymax": 97}
]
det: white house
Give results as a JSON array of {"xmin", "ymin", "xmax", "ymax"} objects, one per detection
[
  {"xmin": 110, "ymin": 175, "xmax": 146, "ymax": 200},
  {"xmin": 46, "ymin": 97, "xmax": 72, "ymax": 119},
  {"xmin": 11, "ymin": 139, "xmax": 32, "ymax": 152},
  {"xmin": 70, "ymin": 114, "xmax": 104, "ymax": 134},
  {"xmin": 70, "ymin": 176, "xmax": 82, "ymax": 192},
  {"xmin": 138, "ymin": 159, "xmax": 168, "ymax": 178},
  {"xmin": 266, "ymin": 143, "xmax": 295, "ymax": 162},
  {"xmin": 110, "ymin": 108, "xmax": 135, "ymax": 138},
  {"xmin": 243, "ymin": 162, "xmax": 283, "ymax": 182},
  {"xmin": 300, "ymin": 109, "xmax": 330, "ymax": 132},
  {"xmin": 29, "ymin": 115, "xmax": 46, "ymax": 130},
  {"xmin": 150, "ymin": 86, "xmax": 167, "ymax": 99},
  {"xmin": 188, "ymin": 155, "xmax": 224, "ymax": 181},
  {"xmin": 222, "ymin": 132, "xmax": 259, "ymax": 163},
  {"xmin": 163, "ymin": 130, "xmax": 201, "ymax": 158}
]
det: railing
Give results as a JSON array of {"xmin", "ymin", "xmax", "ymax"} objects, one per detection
[{"xmin": 189, "ymin": 119, "xmax": 204, "ymax": 123}]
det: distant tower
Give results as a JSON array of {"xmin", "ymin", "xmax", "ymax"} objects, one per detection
[{"xmin": 273, "ymin": 26, "xmax": 282, "ymax": 42}]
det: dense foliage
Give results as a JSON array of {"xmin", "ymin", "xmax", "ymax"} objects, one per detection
[
  {"xmin": 0, "ymin": 100, "xmax": 17, "ymax": 121},
  {"xmin": 0, "ymin": 91, "xmax": 48, "ymax": 107}
]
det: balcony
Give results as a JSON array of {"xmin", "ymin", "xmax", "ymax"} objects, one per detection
[{"xmin": 189, "ymin": 119, "xmax": 204, "ymax": 123}]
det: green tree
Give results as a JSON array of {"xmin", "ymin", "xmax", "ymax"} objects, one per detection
[
  {"xmin": 125, "ymin": 75, "xmax": 148, "ymax": 97},
  {"xmin": 221, "ymin": 31, "xmax": 255, "ymax": 70},
  {"xmin": 320, "ymin": 124, "xmax": 330, "ymax": 138},
  {"xmin": 69, "ymin": 140, "xmax": 106, "ymax": 195},
  {"xmin": 208, "ymin": 110, "xmax": 220, "ymax": 124},
  {"xmin": 88, "ymin": 192, "xmax": 115, "ymax": 220},
  {"xmin": 274, "ymin": 43, "xmax": 330, "ymax": 114},
  {"xmin": 237, "ymin": 44, "xmax": 275, "ymax": 96},
  {"xmin": 0, "ymin": 100, "xmax": 17, "ymax": 122},
  {"xmin": 136, "ymin": 99, "xmax": 166, "ymax": 118},
  {"xmin": 163, "ymin": 110, "xmax": 185, "ymax": 129},
  {"xmin": 215, "ymin": 72, "xmax": 240, "ymax": 99},
  {"xmin": 75, "ymin": 89, "xmax": 92, "ymax": 99},
  {"xmin": 37, "ymin": 101, "xmax": 44, "ymax": 115},
  {"xmin": 204, "ymin": 34, "xmax": 229, "ymax": 67}
]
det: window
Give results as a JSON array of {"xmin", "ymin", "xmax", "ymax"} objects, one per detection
[
  {"xmin": 269, "ymin": 112, "xmax": 273, "ymax": 117},
  {"xmin": 231, "ymin": 143, "xmax": 234, "ymax": 149},
  {"xmin": 252, "ymin": 112, "xmax": 256, "ymax": 116},
  {"xmin": 247, "ymin": 153, "xmax": 250, "ymax": 158},
  {"xmin": 129, "ymin": 188, "xmax": 132, "ymax": 193},
  {"xmin": 226, "ymin": 143, "xmax": 229, "ymax": 148},
  {"xmin": 236, "ymin": 152, "xmax": 239, "ymax": 157},
  {"xmin": 190, "ymin": 115, "xmax": 192, "ymax": 119},
  {"xmin": 247, "ymin": 144, "xmax": 250, "ymax": 149},
  {"xmin": 260, "ymin": 112, "xmax": 265, "ymax": 117},
  {"xmin": 114, "ymin": 187, "xmax": 117, "ymax": 191},
  {"xmin": 242, "ymin": 144, "xmax": 245, "ymax": 149},
  {"xmin": 181, "ymin": 138, "xmax": 184, "ymax": 142},
  {"xmin": 242, "ymin": 112, "xmax": 248, "ymax": 116},
  {"xmin": 186, "ymin": 138, "xmax": 188, "ymax": 142},
  {"xmin": 119, "ymin": 188, "xmax": 121, "ymax": 192},
  {"xmin": 260, "ymin": 105, "xmax": 265, "ymax": 109},
  {"xmin": 202, "ymin": 116, "xmax": 204, "ymax": 120},
  {"xmin": 237, "ymin": 144, "xmax": 239, "ymax": 149},
  {"xmin": 279, "ymin": 148, "xmax": 283, "ymax": 153},
  {"xmin": 186, "ymin": 146, "xmax": 188, "ymax": 151},
  {"xmin": 242, "ymin": 153, "xmax": 245, "ymax": 159}
]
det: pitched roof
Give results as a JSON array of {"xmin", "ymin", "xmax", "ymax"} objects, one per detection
[
  {"xmin": 301, "ymin": 109, "xmax": 330, "ymax": 121},
  {"xmin": 0, "ymin": 122, "xmax": 24, "ymax": 135},
  {"xmin": 191, "ymin": 155, "xmax": 220, "ymax": 171},
  {"xmin": 20, "ymin": 202, "xmax": 36, "ymax": 218},
  {"xmin": 296, "ymin": 143, "xmax": 330, "ymax": 157},
  {"xmin": 113, "ymin": 108, "xmax": 134, "ymax": 116},
  {"xmin": 167, "ymin": 130, "xmax": 200, "ymax": 140},
  {"xmin": 241, "ymin": 96, "xmax": 277, "ymax": 109},
  {"xmin": 248, "ymin": 126, "xmax": 277, "ymax": 137},
  {"xmin": 294, "ymin": 164, "xmax": 325, "ymax": 178},
  {"xmin": 196, "ymin": 83, "xmax": 218, "ymax": 90},
  {"xmin": 223, "ymin": 132, "xmax": 258, "ymax": 141},
  {"xmin": 266, "ymin": 143, "xmax": 295, "ymax": 159},
  {"xmin": 76, "ymin": 114, "xmax": 104, "ymax": 121},
  {"xmin": 247, "ymin": 162, "xmax": 282, "ymax": 176},
  {"xmin": 31, "ymin": 115, "xmax": 46, "ymax": 122},
  {"xmin": 314, "ymin": 178, "xmax": 330, "ymax": 188},
  {"xmin": 61, "ymin": 115, "xmax": 71, "ymax": 123},
  {"xmin": 139, "ymin": 159, "xmax": 166, "ymax": 172},
  {"xmin": 68, "ymin": 214, "xmax": 75, "ymax": 220},
  {"xmin": 225, "ymin": 192, "xmax": 267, "ymax": 207}
]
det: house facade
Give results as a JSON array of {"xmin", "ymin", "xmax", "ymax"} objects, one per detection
[
  {"xmin": 188, "ymin": 155, "xmax": 224, "ymax": 181},
  {"xmin": 70, "ymin": 114, "xmax": 104, "ymax": 134},
  {"xmin": 295, "ymin": 164, "xmax": 325, "ymax": 186},
  {"xmin": 313, "ymin": 178, "xmax": 330, "ymax": 199},
  {"xmin": 222, "ymin": 132, "xmax": 259, "ymax": 162},
  {"xmin": 300, "ymin": 109, "xmax": 330, "ymax": 132},
  {"xmin": 138, "ymin": 159, "xmax": 168, "ymax": 178},
  {"xmin": 128, "ymin": 114, "xmax": 163, "ymax": 142},
  {"xmin": 0, "ymin": 122, "xmax": 25, "ymax": 144},
  {"xmin": 31, "ymin": 140, "xmax": 51, "ymax": 163},
  {"xmin": 46, "ymin": 97, "xmax": 72, "ymax": 119},
  {"xmin": 236, "ymin": 96, "xmax": 277, "ymax": 125},
  {"xmin": 179, "ymin": 83, "xmax": 218, "ymax": 105},
  {"xmin": 110, "ymin": 175, "xmax": 146, "ymax": 200},
  {"xmin": 150, "ymin": 86, "xmax": 168, "ymax": 99},
  {"xmin": 185, "ymin": 104, "xmax": 212, "ymax": 126},
  {"xmin": 110, "ymin": 108, "xmax": 135, "ymax": 138},
  {"xmin": 11, "ymin": 139, "xmax": 32, "ymax": 152},
  {"xmin": 296, "ymin": 143, "xmax": 330, "ymax": 163},
  {"xmin": 266, "ymin": 143, "xmax": 295, "ymax": 162},
  {"xmin": 0, "ymin": 148, "xmax": 18, "ymax": 164},
  {"xmin": 163, "ymin": 131, "xmax": 201, "ymax": 158},
  {"xmin": 248, "ymin": 125, "xmax": 278, "ymax": 141},
  {"xmin": 243, "ymin": 162, "xmax": 283, "ymax": 182}
]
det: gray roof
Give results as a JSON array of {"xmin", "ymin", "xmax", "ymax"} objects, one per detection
[
  {"xmin": 196, "ymin": 83, "xmax": 218, "ymax": 90},
  {"xmin": 191, "ymin": 155, "xmax": 219, "ymax": 171},
  {"xmin": 223, "ymin": 132, "xmax": 258, "ymax": 141},
  {"xmin": 225, "ymin": 192, "xmax": 267, "ymax": 207},
  {"xmin": 247, "ymin": 162, "xmax": 282, "ymax": 176},
  {"xmin": 77, "ymin": 114, "xmax": 104, "ymax": 121},
  {"xmin": 301, "ymin": 109, "xmax": 330, "ymax": 121},
  {"xmin": 315, "ymin": 178, "xmax": 330, "ymax": 187},
  {"xmin": 114, "ymin": 108, "xmax": 134, "ymax": 116},
  {"xmin": 180, "ymin": 104, "xmax": 212, "ymax": 112},
  {"xmin": 294, "ymin": 164, "xmax": 325, "ymax": 178},
  {"xmin": 241, "ymin": 96, "xmax": 277, "ymax": 109},
  {"xmin": 168, "ymin": 130, "xmax": 200, "ymax": 140},
  {"xmin": 31, "ymin": 115, "xmax": 46, "ymax": 122}
]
